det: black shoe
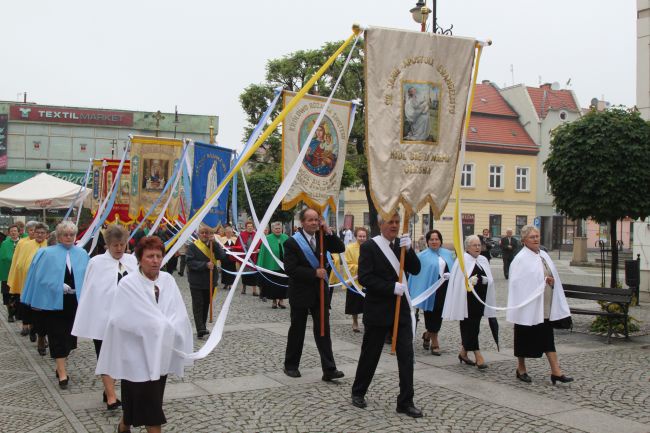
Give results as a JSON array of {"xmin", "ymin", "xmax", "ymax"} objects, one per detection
[
  {"xmin": 20, "ymin": 328, "xmax": 29, "ymax": 336},
  {"xmin": 516, "ymin": 370, "xmax": 532, "ymax": 383},
  {"xmin": 351, "ymin": 395, "xmax": 367, "ymax": 408},
  {"xmin": 272, "ymin": 304, "xmax": 277, "ymax": 309},
  {"xmin": 551, "ymin": 374, "xmax": 574, "ymax": 385},
  {"xmin": 476, "ymin": 363, "xmax": 489, "ymax": 370},
  {"xmin": 29, "ymin": 328, "xmax": 37, "ymax": 342},
  {"xmin": 117, "ymin": 423, "xmax": 132, "ymax": 433},
  {"xmin": 322, "ymin": 370, "xmax": 344, "ymax": 382},
  {"xmin": 396, "ymin": 405, "xmax": 423, "ymax": 418},
  {"xmin": 458, "ymin": 354, "xmax": 476, "ymax": 366},
  {"xmin": 8, "ymin": 315, "xmax": 15, "ymax": 323},
  {"xmin": 197, "ymin": 330, "xmax": 210, "ymax": 338},
  {"xmin": 178, "ymin": 272, "xmax": 184, "ymax": 277},
  {"xmin": 56, "ymin": 371, "xmax": 69, "ymax": 389},
  {"xmin": 283, "ymin": 367, "xmax": 301, "ymax": 378},
  {"xmin": 103, "ymin": 391, "xmax": 107, "ymax": 402},
  {"xmin": 37, "ymin": 347, "xmax": 46, "ymax": 356},
  {"xmin": 106, "ymin": 399, "xmax": 121, "ymax": 410},
  {"xmin": 278, "ymin": 303, "xmax": 286, "ymax": 309}
]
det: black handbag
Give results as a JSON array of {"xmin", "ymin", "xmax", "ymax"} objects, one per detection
[{"xmin": 550, "ymin": 316, "xmax": 573, "ymax": 330}]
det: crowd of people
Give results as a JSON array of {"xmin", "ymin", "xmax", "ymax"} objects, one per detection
[{"xmin": 0, "ymin": 213, "xmax": 573, "ymax": 430}]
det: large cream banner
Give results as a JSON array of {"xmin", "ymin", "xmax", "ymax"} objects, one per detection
[
  {"xmin": 281, "ymin": 91, "xmax": 353, "ymax": 213},
  {"xmin": 365, "ymin": 27, "xmax": 476, "ymax": 219},
  {"xmin": 128, "ymin": 135, "xmax": 183, "ymax": 221}
]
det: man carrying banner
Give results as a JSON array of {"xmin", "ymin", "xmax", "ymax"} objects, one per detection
[
  {"xmin": 283, "ymin": 208, "xmax": 345, "ymax": 380},
  {"xmin": 186, "ymin": 225, "xmax": 228, "ymax": 339},
  {"xmin": 351, "ymin": 211, "xmax": 422, "ymax": 417}
]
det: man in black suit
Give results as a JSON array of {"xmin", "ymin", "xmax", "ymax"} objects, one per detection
[
  {"xmin": 283, "ymin": 208, "xmax": 346, "ymax": 381},
  {"xmin": 500, "ymin": 228, "xmax": 519, "ymax": 279},
  {"xmin": 351, "ymin": 211, "xmax": 422, "ymax": 418}
]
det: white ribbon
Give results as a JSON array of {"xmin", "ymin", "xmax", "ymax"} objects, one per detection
[
  {"xmin": 240, "ymin": 170, "xmax": 284, "ymax": 270},
  {"xmin": 410, "ymin": 277, "xmax": 445, "ymax": 306},
  {"xmin": 337, "ymin": 253, "xmax": 365, "ymax": 297},
  {"xmin": 176, "ymin": 34, "xmax": 361, "ymax": 360},
  {"xmin": 470, "ymin": 282, "xmax": 544, "ymax": 311}
]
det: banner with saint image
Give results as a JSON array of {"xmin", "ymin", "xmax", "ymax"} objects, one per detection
[
  {"xmin": 281, "ymin": 91, "xmax": 354, "ymax": 213},
  {"xmin": 364, "ymin": 27, "xmax": 476, "ymax": 219},
  {"xmin": 128, "ymin": 135, "xmax": 183, "ymax": 221},
  {"xmin": 190, "ymin": 142, "xmax": 233, "ymax": 228}
]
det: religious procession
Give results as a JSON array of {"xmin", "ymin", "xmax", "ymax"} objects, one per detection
[{"xmin": 1, "ymin": 6, "xmax": 648, "ymax": 433}]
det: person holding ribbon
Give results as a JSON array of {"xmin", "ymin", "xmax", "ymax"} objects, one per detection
[
  {"xmin": 1, "ymin": 224, "xmax": 21, "ymax": 323},
  {"xmin": 21, "ymin": 221, "xmax": 89, "ymax": 389},
  {"xmin": 408, "ymin": 229, "xmax": 455, "ymax": 355},
  {"xmin": 282, "ymin": 208, "xmax": 345, "ymax": 381},
  {"xmin": 97, "ymin": 236, "xmax": 193, "ymax": 433},
  {"xmin": 351, "ymin": 211, "xmax": 422, "ymax": 418},
  {"xmin": 233, "ymin": 221, "xmax": 261, "ymax": 296},
  {"xmin": 256, "ymin": 221, "xmax": 289, "ymax": 309},
  {"xmin": 8, "ymin": 221, "xmax": 48, "ymax": 339},
  {"xmin": 72, "ymin": 224, "xmax": 138, "ymax": 409},
  {"xmin": 507, "ymin": 225, "xmax": 573, "ymax": 385},
  {"xmin": 442, "ymin": 235, "xmax": 496, "ymax": 369},
  {"xmin": 218, "ymin": 225, "xmax": 238, "ymax": 291},
  {"xmin": 334, "ymin": 226, "xmax": 368, "ymax": 333},
  {"xmin": 186, "ymin": 225, "xmax": 228, "ymax": 339}
]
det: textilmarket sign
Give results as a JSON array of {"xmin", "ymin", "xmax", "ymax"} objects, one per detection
[{"xmin": 0, "ymin": 170, "xmax": 86, "ymax": 185}]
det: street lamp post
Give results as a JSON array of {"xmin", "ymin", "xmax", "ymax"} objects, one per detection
[{"xmin": 410, "ymin": 1, "xmax": 454, "ymax": 232}]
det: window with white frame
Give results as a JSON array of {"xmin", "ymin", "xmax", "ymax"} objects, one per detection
[
  {"xmin": 488, "ymin": 165, "xmax": 503, "ymax": 189},
  {"xmin": 515, "ymin": 167, "xmax": 530, "ymax": 191},
  {"xmin": 460, "ymin": 163, "xmax": 474, "ymax": 187}
]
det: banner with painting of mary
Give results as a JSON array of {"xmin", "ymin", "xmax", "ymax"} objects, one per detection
[
  {"xmin": 281, "ymin": 91, "xmax": 356, "ymax": 213},
  {"xmin": 190, "ymin": 142, "xmax": 233, "ymax": 228}
]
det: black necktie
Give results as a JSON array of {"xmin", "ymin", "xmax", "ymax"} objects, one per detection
[
  {"xmin": 389, "ymin": 241, "xmax": 395, "ymax": 251},
  {"xmin": 154, "ymin": 285, "xmax": 160, "ymax": 303}
]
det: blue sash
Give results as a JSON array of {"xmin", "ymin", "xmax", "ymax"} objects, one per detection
[{"xmin": 292, "ymin": 231, "xmax": 320, "ymax": 270}]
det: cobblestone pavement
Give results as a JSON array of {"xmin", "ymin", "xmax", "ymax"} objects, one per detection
[{"xmin": 1, "ymin": 260, "xmax": 649, "ymax": 433}]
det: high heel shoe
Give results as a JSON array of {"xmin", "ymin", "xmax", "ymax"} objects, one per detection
[
  {"xmin": 551, "ymin": 374, "xmax": 574, "ymax": 385},
  {"xmin": 422, "ymin": 332, "xmax": 430, "ymax": 350},
  {"xmin": 106, "ymin": 399, "xmax": 121, "ymax": 410},
  {"xmin": 476, "ymin": 363, "xmax": 489, "ymax": 370},
  {"xmin": 458, "ymin": 354, "xmax": 476, "ymax": 366},
  {"xmin": 103, "ymin": 391, "xmax": 107, "ymax": 402},
  {"xmin": 516, "ymin": 370, "xmax": 532, "ymax": 383},
  {"xmin": 55, "ymin": 370, "xmax": 69, "ymax": 390}
]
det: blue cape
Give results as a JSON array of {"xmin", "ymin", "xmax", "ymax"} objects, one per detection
[
  {"xmin": 408, "ymin": 247, "xmax": 454, "ymax": 311},
  {"xmin": 21, "ymin": 244, "xmax": 89, "ymax": 310}
]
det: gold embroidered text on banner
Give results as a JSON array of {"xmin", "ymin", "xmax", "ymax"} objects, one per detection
[{"xmin": 364, "ymin": 27, "xmax": 476, "ymax": 219}]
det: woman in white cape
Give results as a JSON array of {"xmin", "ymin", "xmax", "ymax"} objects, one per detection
[
  {"xmin": 96, "ymin": 236, "xmax": 193, "ymax": 433},
  {"xmin": 72, "ymin": 224, "xmax": 138, "ymax": 410},
  {"xmin": 506, "ymin": 225, "xmax": 573, "ymax": 385},
  {"xmin": 442, "ymin": 235, "xmax": 496, "ymax": 369}
]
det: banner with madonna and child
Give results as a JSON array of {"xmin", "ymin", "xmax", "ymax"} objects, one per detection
[{"xmin": 281, "ymin": 91, "xmax": 355, "ymax": 213}]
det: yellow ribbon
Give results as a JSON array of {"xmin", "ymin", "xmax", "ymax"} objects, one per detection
[
  {"xmin": 453, "ymin": 43, "xmax": 484, "ymax": 292},
  {"xmin": 193, "ymin": 239, "xmax": 219, "ymax": 266},
  {"xmin": 165, "ymin": 30, "xmax": 359, "ymax": 252}
]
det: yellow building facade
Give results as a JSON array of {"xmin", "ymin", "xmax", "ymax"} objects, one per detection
[{"xmin": 341, "ymin": 82, "xmax": 540, "ymax": 248}]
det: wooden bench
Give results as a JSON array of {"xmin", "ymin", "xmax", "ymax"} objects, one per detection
[{"xmin": 562, "ymin": 284, "xmax": 634, "ymax": 344}]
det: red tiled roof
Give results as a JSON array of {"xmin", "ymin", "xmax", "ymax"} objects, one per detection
[
  {"xmin": 472, "ymin": 83, "xmax": 518, "ymax": 117},
  {"xmin": 467, "ymin": 114, "xmax": 537, "ymax": 152},
  {"xmin": 527, "ymin": 85, "xmax": 578, "ymax": 118}
]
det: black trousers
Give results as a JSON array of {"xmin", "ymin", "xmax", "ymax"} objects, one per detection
[
  {"xmin": 189, "ymin": 288, "xmax": 210, "ymax": 333},
  {"xmin": 459, "ymin": 316, "xmax": 482, "ymax": 351},
  {"xmin": 284, "ymin": 303, "xmax": 336, "ymax": 372},
  {"xmin": 352, "ymin": 320, "xmax": 414, "ymax": 407},
  {"xmin": 178, "ymin": 255, "xmax": 186, "ymax": 275},
  {"xmin": 503, "ymin": 254, "xmax": 514, "ymax": 279}
]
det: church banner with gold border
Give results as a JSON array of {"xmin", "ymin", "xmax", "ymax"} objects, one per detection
[
  {"xmin": 281, "ymin": 91, "xmax": 353, "ymax": 213},
  {"xmin": 128, "ymin": 135, "xmax": 183, "ymax": 221},
  {"xmin": 90, "ymin": 159, "xmax": 131, "ymax": 223},
  {"xmin": 364, "ymin": 27, "xmax": 476, "ymax": 219}
]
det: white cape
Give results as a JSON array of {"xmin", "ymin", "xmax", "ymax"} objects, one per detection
[
  {"xmin": 96, "ymin": 271, "xmax": 193, "ymax": 382},
  {"xmin": 72, "ymin": 252, "xmax": 139, "ymax": 340},
  {"xmin": 442, "ymin": 253, "xmax": 496, "ymax": 321},
  {"xmin": 506, "ymin": 247, "xmax": 570, "ymax": 326}
]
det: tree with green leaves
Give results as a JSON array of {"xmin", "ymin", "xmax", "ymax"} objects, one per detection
[
  {"xmin": 239, "ymin": 40, "xmax": 376, "ymax": 233},
  {"xmin": 544, "ymin": 107, "xmax": 650, "ymax": 287}
]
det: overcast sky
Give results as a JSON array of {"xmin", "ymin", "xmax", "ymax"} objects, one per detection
[{"xmin": 2, "ymin": 0, "xmax": 638, "ymax": 151}]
